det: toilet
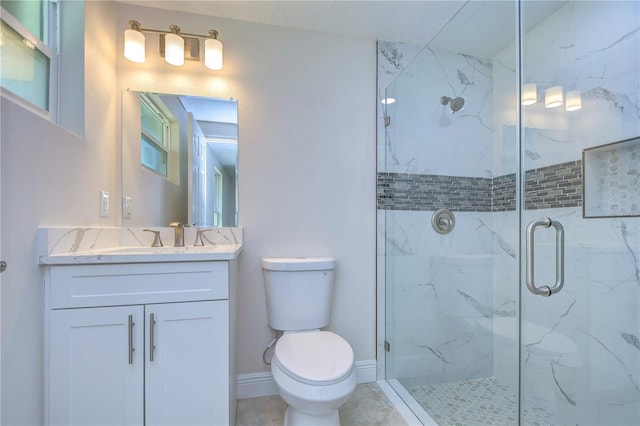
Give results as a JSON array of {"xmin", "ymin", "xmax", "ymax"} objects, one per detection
[{"xmin": 262, "ymin": 257, "xmax": 356, "ymax": 426}]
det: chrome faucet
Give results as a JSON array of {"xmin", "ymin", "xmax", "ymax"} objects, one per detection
[{"xmin": 169, "ymin": 222, "xmax": 185, "ymax": 247}]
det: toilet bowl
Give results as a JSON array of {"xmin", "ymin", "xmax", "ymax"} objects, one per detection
[
  {"xmin": 271, "ymin": 331, "xmax": 356, "ymax": 425},
  {"xmin": 262, "ymin": 257, "xmax": 356, "ymax": 426}
]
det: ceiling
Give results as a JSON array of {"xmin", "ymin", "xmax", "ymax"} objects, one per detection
[{"xmin": 118, "ymin": 0, "xmax": 467, "ymax": 46}]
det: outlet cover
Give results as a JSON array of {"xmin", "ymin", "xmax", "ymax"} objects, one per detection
[
  {"xmin": 100, "ymin": 191, "xmax": 110, "ymax": 217},
  {"xmin": 123, "ymin": 196, "xmax": 132, "ymax": 219}
]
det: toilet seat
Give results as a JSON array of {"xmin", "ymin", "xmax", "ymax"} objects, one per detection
[{"xmin": 274, "ymin": 331, "xmax": 354, "ymax": 385}]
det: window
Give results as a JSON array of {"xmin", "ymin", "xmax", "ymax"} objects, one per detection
[
  {"xmin": 0, "ymin": 0, "xmax": 57, "ymax": 119},
  {"xmin": 140, "ymin": 94, "xmax": 170, "ymax": 177}
]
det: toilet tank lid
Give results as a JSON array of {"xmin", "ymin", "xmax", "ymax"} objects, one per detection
[{"xmin": 262, "ymin": 257, "xmax": 336, "ymax": 271}]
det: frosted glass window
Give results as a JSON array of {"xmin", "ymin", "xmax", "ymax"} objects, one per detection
[
  {"xmin": 141, "ymin": 98, "xmax": 168, "ymax": 148},
  {"xmin": 141, "ymin": 134, "xmax": 168, "ymax": 177},
  {"xmin": 1, "ymin": 0, "xmax": 45, "ymax": 40},
  {"xmin": 0, "ymin": 19, "xmax": 50, "ymax": 111}
]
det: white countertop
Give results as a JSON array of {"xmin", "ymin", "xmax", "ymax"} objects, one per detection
[
  {"xmin": 39, "ymin": 244, "xmax": 243, "ymax": 265},
  {"xmin": 37, "ymin": 227, "xmax": 243, "ymax": 265}
]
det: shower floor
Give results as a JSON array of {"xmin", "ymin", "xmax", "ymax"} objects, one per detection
[{"xmin": 405, "ymin": 376, "xmax": 554, "ymax": 426}]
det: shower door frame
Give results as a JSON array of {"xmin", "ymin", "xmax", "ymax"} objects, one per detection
[{"xmin": 377, "ymin": 1, "xmax": 640, "ymax": 425}]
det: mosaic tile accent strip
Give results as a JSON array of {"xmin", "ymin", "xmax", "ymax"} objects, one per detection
[
  {"xmin": 524, "ymin": 160, "xmax": 582, "ymax": 210},
  {"xmin": 492, "ymin": 173, "xmax": 517, "ymax": 212},
  {"xmin": 406, "ymin": 376, "xmax": 554, "ymax": 426},
  {"xmin": 377, "ymin": 161, "xmax": 584, "ymax": 212},
  {"xmin": 377, "ymin": 173, "xmax": 493, "ymax": 211}
]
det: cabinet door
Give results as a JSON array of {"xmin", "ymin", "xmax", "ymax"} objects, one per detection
[
  {"xmin": 145, "ymin": 300, "xmax": 229, "ymax": 426},
  {"xmin": 48, "ymin": 306, "xmax": 144, "ymax": 425}
]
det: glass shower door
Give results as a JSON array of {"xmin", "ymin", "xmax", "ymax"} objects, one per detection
[{"xmin": 519, "ymin": 1, "xmax": 640, "ymax": 424}]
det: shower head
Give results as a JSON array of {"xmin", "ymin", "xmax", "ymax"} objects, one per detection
[{"xmin": 440, "ymin": 96, "xmax": 465, "ymax": 113}]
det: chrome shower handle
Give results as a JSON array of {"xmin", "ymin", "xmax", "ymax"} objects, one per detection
[{"xmin": 526, "ymin": 217, "xmax": 565, "ymax": 297}]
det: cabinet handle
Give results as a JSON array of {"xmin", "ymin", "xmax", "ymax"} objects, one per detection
[
  {"xmin": 128, "ymin": 315, "xmax": 135, "ymax": 365},
  {"xmin": 149, "ymin": 313, "xmax": 156, "ymax": 362}
]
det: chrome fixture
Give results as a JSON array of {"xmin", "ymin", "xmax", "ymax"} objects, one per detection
[
  {"xmin": 525, "ymin": 217, "xmax": 565, "ymax": 297},
  {"xmin": 143, "ymin": 229, "xmax": 163, "ymax": 247},
  {"xmin": 440, "ymin": 96, "xmax": 465, "ymax": 113},
  {"xmin": 432, "ymin": 209, "xmax": 455, "ymax": 234},
  {"xmin": 124, "ymin": 20, "xmax": 223, "ymax": 70},
  {"xmin": 169, "ymin": 222, "xmax": 185, "ymax": 247}
]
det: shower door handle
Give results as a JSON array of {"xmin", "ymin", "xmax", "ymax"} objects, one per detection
[{"xmin": 526, "ymin": 217, "xmax": 565, "ymax": 297}]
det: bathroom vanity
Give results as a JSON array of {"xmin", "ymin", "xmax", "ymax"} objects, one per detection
[{"xmin": 38, "ymin": 227, "xmax": 241, "ymax": 426}]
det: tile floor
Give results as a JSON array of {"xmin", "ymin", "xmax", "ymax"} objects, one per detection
[
  {"xmin": 235, "ymin": 382, "xmax": 409, "ymax": 426},
  {"xmin": 406, "ymin": 376, "xmax": 554, "ymax": 426}
]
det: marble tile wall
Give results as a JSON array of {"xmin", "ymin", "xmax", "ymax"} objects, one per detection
[{"xmin": 492, "ymin": 2, "xmax": 640, "ymax": 423}]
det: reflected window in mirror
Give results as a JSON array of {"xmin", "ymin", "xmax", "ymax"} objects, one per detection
[
  {"xmin": 140, "ymin": 94, "xmax": 172, "ymax": 176},
  {"xmin": 213, "ymin": 168, "xmax": 223, "ymax": 226}
]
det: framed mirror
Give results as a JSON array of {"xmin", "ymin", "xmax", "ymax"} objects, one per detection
[{"xmin": 122, "ymin": 90, "xmax": 238, "ymax": 227}]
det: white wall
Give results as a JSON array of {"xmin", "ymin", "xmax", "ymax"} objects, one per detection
[
  {"xmin": 116, "ymin": 3, "xmax": 377, "ymax": 378},
  {"xmin": 1, "ymin": 2, "xmax": 376, "ymax": 422},
  {"xmin": 0, "ymin": 2, "xmax": 118, "ymax": 424}
]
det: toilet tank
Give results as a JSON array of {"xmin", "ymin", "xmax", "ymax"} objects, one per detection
[{"xmin": 262, "ymin": 257, "xmax": 336, "ymax": 331}]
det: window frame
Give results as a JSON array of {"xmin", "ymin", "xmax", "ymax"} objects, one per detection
[
  {"xmin": 0, "ymin": 3, "xmax": 58, "ymax": 122},
  {"xmin": 140, "ymin": 94, "xmax": 171, "ymax": 177},
  {"xmin": 213, "ymin": 167, "xmax": 223, "ymax": 227}
]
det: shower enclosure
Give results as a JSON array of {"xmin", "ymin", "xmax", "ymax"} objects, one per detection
[{"xmin": 378, "ymin": 1, "xmax": 639, "ymax": 424}]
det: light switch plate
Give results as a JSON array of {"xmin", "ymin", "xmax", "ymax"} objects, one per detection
[{"xmin": 100, "ymin": 191, "xmax": 110, "ymax": 217}]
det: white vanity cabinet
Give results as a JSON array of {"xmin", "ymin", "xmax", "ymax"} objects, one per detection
[{"xmin": 44, "ymin": 260, "xmax": 237, "ymax": 426}]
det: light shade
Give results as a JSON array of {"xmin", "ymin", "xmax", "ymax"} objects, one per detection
[
  {"xmin": 566, "ymin": 90, "xmax": 582, "ymax": 111},
  {"xmin": 124, "ymin": 28, "xmax": 145, "ymax": 63},
  {"xmin": 205, "ymin": 37, "xmax": 223, "ymax": 70},
  {"xmin": 381, "ymin": 97, "xmax": 396, "ymax": 105},
  {"xmin": 522, "ymin": 83, "xmax": 537, "ymax": 106},
  {"xmin": 164, "ymin": 32, "xmax": 184, "ymax": 66},
  {"xmin": 545, "ymin": 85, "xmax": 563, "ymax": 108}
]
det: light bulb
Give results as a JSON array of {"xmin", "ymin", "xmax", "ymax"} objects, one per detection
[
  {"xmin": 545, "ymin": 85, "xmax": 563, "ymax": 108},
  {"xmin": 522, "ymin": 83, "xmax": 537, "ymax": 106},
  {"xmin": 165, "ymin": 31, "xmax": 184, "ymax": 66},
  {"xmin": 566, "ymin": 90, "xmax": 582, "ymax": 111},
  {"xmin": 205, "ymin": 37, "xmax": 223, "ymax": 70},
  {"xmin": 124, "ymin": 28, "xmax": 145, "ymax": 63}
]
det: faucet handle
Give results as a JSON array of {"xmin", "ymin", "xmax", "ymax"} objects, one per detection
[
  {"xmin": 194, "ymin": 228, "xmax": 212, "ymax": 246},
  {"xmin": 142, "ymin": 229, "xmax": 163, "ymax": 247}
]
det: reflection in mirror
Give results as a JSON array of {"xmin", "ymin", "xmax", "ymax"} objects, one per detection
[{"xmin": 122, "ymin": 90, "xmax": 238, "ymax": 227}]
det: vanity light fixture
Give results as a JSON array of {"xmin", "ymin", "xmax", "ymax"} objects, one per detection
[
  {"xmin": 522, "ymin": 83, "xmax": 537, "ymax": 106},
  {"xmin": 565, "ymin": 90, "xmax": 582, "ymax": 111},
  {"xmin": 545, "ymin": 85, "xmax": 563, "ymax": 108},
  {"xmin": 124, "ymin": 20, "xmax": 223, "ymax": 70}
]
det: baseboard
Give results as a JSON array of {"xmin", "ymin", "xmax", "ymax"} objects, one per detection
[{"xmin": 237, "ymin": 359, "xmax": 377, "ymax": 400}]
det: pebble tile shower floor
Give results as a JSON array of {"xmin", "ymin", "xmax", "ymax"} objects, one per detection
[{"xmin": 406, "ymin": 376, "xmax": 554, "ymax": 426}]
